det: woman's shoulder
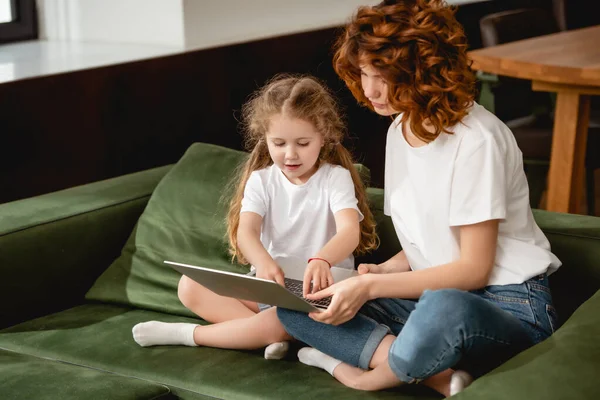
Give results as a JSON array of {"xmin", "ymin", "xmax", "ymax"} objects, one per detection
[{"xmin": 453, "ymin": 103, "xmax": 516, "ymax": 153}]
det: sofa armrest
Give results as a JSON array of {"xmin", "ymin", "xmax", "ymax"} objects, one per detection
[
  {"xmin": 0, "ymin": 166, "xmax": 171, "ymax": 329},
  {"xmin": 532, "ymin": 209, "xmax": 600, "ymax": 325},
  {"xmin": 456, "ymin": 289, "xmax": 600, "ymax": 400}
]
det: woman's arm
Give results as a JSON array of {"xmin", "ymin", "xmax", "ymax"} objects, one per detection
[
  {"xmin": 308, "ymin": 219, "xmax": 499, "ymax": 325},
  {"xmin": 303, "ymin": 208, "xmax": 360, "ymax": 295},
  {"xmin": 366, "ymin": 219, "xmax": 499, "ymax": 298},
  {"xmin": 237, "ymin": 212, "xmax": 285, "ymax": 286}
]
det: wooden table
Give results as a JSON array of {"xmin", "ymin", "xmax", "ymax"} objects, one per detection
[{"xmin": 468, "ymin": 25, "xmax": 600, "ymax": 214}]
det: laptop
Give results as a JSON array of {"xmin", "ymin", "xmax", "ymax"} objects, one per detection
[{"xmin": 165, "ymin": 259, "xmax": 357, "ymax": 313}]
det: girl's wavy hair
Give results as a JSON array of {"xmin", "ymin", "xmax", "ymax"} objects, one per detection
[
  {"xmin": 226, "ymin": 74, "xmax": 379, "ymax": 264},
  {"xmin": 333, "ymin": 0, "xmax": 476, "ymax": 142}
]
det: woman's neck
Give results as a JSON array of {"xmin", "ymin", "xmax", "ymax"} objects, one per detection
[{"xmin": 402, "ymin": 120, "xmax": 430, "ymax": 148}]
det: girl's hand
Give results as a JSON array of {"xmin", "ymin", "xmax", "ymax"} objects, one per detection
[
  {"xmin": 256, "ymin": 265, "xmax": 285, "ymax": 287},
  {"xmin": 303, "ymin": 259, "xmax": 334, "ymax": 297},
  {"xmin": 306, "ymin": 276, "xmax": 369, "ymax": 326},
  {"xmin": 357, "ymin": 259, "xmax": 410, "ymax": 275}
]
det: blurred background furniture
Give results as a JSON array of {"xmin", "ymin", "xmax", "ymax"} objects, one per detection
[{"xmin": 474, "ymin": 6, "xmax": 600, "ymax": 215}]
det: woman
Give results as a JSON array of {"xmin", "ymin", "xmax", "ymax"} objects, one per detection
[{"xmin": 276, "ymin": 0, "xmax": 561, "ymax": 396}]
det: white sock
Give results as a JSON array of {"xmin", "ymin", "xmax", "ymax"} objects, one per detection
[
  {"xmin": 264, "ymin": 341, "xmax": 289, "ymax": 360},
  {"xmin": 449, "ymin": 370, "xmax": 474, "ymax": 396},
  {"xmin": 132, "ymin": 321, "xmax": 198, "ymax": 347},
  {"xmin": 298, "ymin": 347, "xmax": 342, "ymax": 376}
]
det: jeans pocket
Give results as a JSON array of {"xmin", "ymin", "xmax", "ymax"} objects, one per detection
[
  {"xmin": 526, "ymin": 278, "xmax": 557, "ymax": 340},
  {"xmin": 545, "ymin": 304, "xmax": 559, "ymax": 334},
  {"xmin": 482, "ymin": 284, "xmax": 536, "ymax": 326}
]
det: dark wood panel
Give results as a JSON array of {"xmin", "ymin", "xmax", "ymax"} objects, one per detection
[
  {"xmin": 2, "ymin": 2, "xmax": 562, "ymax": 203},
  {"xmin": 0, "ymin": 28, "xmax": 390, "ymax": 204}
]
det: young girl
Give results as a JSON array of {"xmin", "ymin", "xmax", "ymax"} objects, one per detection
[
  {"xmin": 276, "ymin": 0, "xmax": 561, "ymax": 396},
  {"xmin": 132, "ymin": 75, "xmax": 378, "ymax": 360}
]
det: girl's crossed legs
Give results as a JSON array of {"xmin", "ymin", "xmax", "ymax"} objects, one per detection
[{"xmin": 132, "ymin": 275, "xmax": 292, "ymax": 357}]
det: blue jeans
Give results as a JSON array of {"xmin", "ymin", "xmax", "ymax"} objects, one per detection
[{"xmin": 277, "ymin": 274, "xmax": 557, "ymax": 383}]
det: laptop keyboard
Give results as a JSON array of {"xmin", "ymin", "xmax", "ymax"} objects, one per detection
[{"xmin": 284, "ymin": 278, "xmax": 332, "ymax": 308}]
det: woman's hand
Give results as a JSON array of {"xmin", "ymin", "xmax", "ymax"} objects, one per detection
[
  {"xmin": 256, "ymin": 264, "xmax": 285, "ymax": 287},
  {"xmin": 303, "ymin": 259, "xmax": 334, "ymax": 296},
  {"xmin": 306, "ymin": 275, "xmax": 370, "ymax": 326}
]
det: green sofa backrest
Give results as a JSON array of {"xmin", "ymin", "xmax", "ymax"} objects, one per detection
[{"xmin": 84, "ymin": 142, "xmax": 599, "ymax": 326}]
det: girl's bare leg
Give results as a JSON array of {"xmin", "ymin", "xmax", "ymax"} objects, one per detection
[
  {"xmin": 133, "ymin": 276, "xmax": 291, "ymax": 351},
  {"xmin": 178, "ymin": 275, "xmax": 291, "ymax": 352},
  {"xmin": 132, "ymin": 307, "xmax": 291, "ymax": 349},
  {"xmin": 192, "ymin": 307, "xmax": 292, "ymax": 349},
  {"xmin": 177, "ymin": 275, "xmax": 259, "ymax": 322}
]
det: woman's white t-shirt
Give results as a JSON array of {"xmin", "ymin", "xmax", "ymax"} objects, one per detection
[
  {"xmin": 241, "ymin": 163, "xmax": 363, "ymax": 270},
  {"xmin": 384, "ymin": 103, "xmax": 561, "ymax": 286}
]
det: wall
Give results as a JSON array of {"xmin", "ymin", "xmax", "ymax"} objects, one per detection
[
  {"xmin": 182, "ymin": 0, "xmax": 379, "ymax": 49},
  {"xmin": 36, "ymin": 0, "xmax": 380, "ymax": 48},
  {"xmin": 1, "ymin": 27, "xmax": 391, "ymax": 204},
  {"xmin": 37, "ymin": 0, "xmax": 498, "ymax": 49},
  {"xmin": 36, "ymin": 0, "xmax": 185, "ymax": 46}
]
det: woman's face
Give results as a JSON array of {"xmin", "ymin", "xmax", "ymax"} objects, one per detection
[{"xmin": 360, "ymin": 64, "xmax": 397, "ymax": 116}]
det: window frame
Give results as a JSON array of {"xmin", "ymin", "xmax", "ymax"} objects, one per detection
[{"xmin": 0, "ymin": 0, "xmax": 37, "ymax": 44}]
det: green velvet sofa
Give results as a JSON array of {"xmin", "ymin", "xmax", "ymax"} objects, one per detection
[{"xmin": 1, "ymin": 142, "xmax": 599, "ymax": 400}]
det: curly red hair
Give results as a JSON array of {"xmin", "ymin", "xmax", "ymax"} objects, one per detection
[{"xmin": 333, "ymin": 0, "xmax": 476, "ymax": 142}]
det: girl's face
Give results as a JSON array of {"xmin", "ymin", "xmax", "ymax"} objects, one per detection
[
  {"xmin": 360, "ymin": 63, "xmax": 397, "ymax": 116},
  {"xmin": 265, "ymin": 114, "xmax": 324, "ymax": 185}
]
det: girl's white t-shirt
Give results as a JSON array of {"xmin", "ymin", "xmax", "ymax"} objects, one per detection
[
  {"xmin": 241, "ymin": 163, "xmax": 363, "ymax": 270},
  {"xmin": 384, "ymin": 103, "xmax": 561, "ymax": 286}
]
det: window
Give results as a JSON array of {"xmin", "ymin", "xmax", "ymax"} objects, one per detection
[
  {"xmin": 0, "ymin": 0, "xmax": 14, "ymax": 23},
  {"xmin": 0, "ymin": 0, "xmax": 37, "ymax": 44}
]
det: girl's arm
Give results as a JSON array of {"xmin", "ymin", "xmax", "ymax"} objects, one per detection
[
  {"xmin": 302, "ymin": 208, "xmax": 360, "ymax": 296},
  {"xmin": 237, "ymin": 212, "xmax": 285, "ymax": 286},
  {"xmin": 308, "ymin": 219, "xmax": 499, "ymax": 325}
]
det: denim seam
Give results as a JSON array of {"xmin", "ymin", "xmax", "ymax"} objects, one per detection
[
  {"xmin": 483, "ymin": 290, "xmax": 530, "ymax": 304},
  {"xmin": 365, "ymin": 302, "xmax": 387, "ymax": 316},
  {"xmin": 526, "ymin": 282, "xmax": 540, "ymax": 328},
  {"xmin": 365, "ymin": 302, "xmax": 407, "ymax": 325},
  {"xmin": 529, "ymin": 282, "xmax": 551, "ymax": 294},
  {"xmin": 546, "ymin": 304, "xmax": 558, "ymax": 333},
  {"xmin": 359, "ymin": 309, "xmax": 389, "ymax": 327},
  {"xmin": 417, "ymin": 332, "xmax": 512, "ymax": 380},
  {"xmin": 387, "ymin": 353, "xmax": 419, "ymax": 384}
]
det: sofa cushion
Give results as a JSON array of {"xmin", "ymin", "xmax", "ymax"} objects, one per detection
[
  {"xmin": 85, "ymin": 143, "xmax": 247, "ymax": 317},
  {"xmin": 0, "ymin": 349, "xmax": 173, "ymax": 400},
  {"xmin": 85, "ymin": 142, "xmax": 371, "ymax": 317},
  {"xmin": 0, "ymin": 304, "xmax": 436, "ymax": 400}
]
